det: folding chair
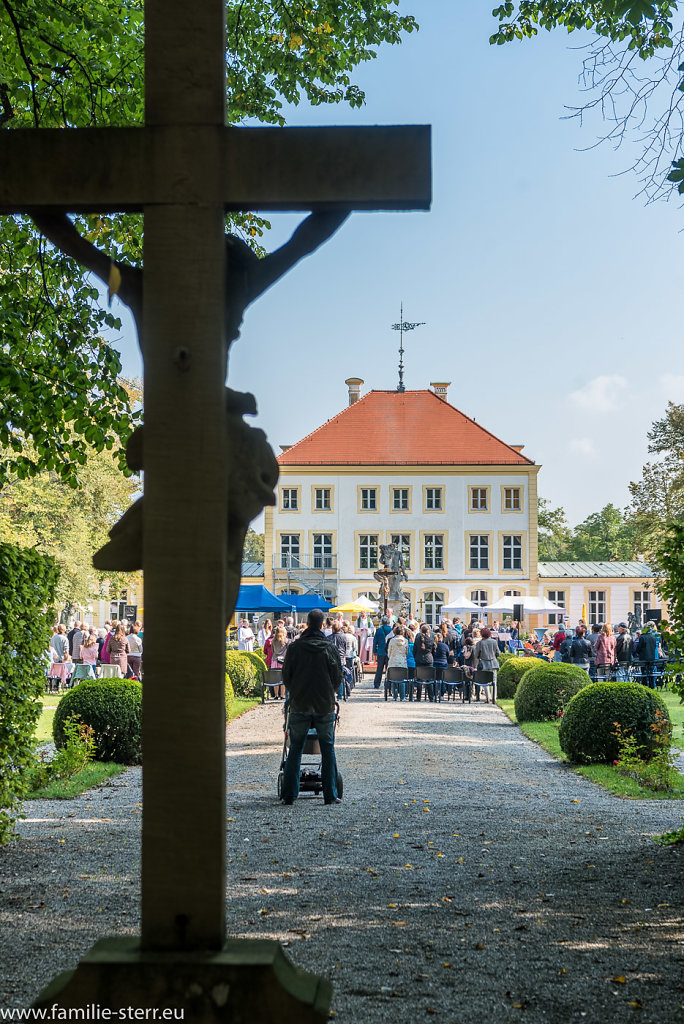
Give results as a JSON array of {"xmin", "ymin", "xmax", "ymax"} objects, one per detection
[
  {"xmin": 442, "ymin": 666, "xmax": 468, "ymax": 702},
  {"xmin": 472, "ymin": 669, "xmax": 495, "ymax": 703},
  {"xmin": 386, "ymin": 667, "xmax": 408, "ymax": 701},
  {"xmin": 414, "ymin": 665, "xmax": 436, "ymax": 702},
  {"xmin": 263, "ymin": 667, "xmax": 283, "ymax": 702}
]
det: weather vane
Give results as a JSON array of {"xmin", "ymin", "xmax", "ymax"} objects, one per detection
[{"xmin": 391, "ymin": 303, "xmax": 425, "ymax": 392}]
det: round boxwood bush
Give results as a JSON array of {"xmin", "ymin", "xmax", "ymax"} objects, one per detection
[
  {"xmin": 514, "ymin": 663, "xmax": 590, "ymax": 722},
  {"xmin": 53, "ymin": 680, "xmax": 142, "ymax": 764},
  {"xmin": 225, "ymin": 649, "xmax": 260, "ymax": 697},
  {"xmin": 559, "ymin": 682, "xmax": 671, "ymax": 764},
  {"xmin": 225, "ymin": 674, "xmax": 235, "ymax": 721},
  {"xmin": 241, "ymin": 650, "xmax": 267, "ymax": 685},
  {"xmin": 497, "ymin": 656, "xmax": 536, "ymax": 699}
]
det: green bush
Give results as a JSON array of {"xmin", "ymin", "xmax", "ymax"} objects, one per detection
[
  {"xmin": 559, "ymin": 682, "xmax": 671, "ymax": 765},
  {"xmin": 53, "ymin": 680, "xmax": 142, "ymax": 764},
  {"xmin": 514, "ymin": 662, "xmax": 590, "ymax": 722},
  {"xmin": 0, "ymin": 543, "xmax": 58, "ymax": 843},
  {"xmin": 225, "ymin": 649, "xmax": 260, "ymax": 698},
  {"xmin": 241, "ymin": 650, "xmax": 267, "ymax": 683},
  {"xmin": 497, "ymin": 656, "xmax": 536, "ymax": 699},
  {"xmin": 225, "ymin": 674, "xmax": 235, "ymax": 721}
]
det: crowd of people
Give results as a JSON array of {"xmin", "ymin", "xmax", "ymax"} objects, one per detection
[
  {"xmin": 526, "ymin": 620, "xmax": 664, "ymax": 687},
  {"xmin": 46, "ymin": 619, "xmax": 143, "ymax": 688}
]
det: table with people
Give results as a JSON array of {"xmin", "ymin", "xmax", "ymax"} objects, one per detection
[{"xmin": 46, "ymin": 618, "xmax": 144, "ymax": 690}]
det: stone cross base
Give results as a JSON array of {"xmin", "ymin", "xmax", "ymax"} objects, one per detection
[{"xmin": 34, "ymin": 936, "xmax": 331, "ymax": 1023}]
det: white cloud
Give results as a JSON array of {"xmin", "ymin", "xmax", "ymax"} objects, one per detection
[
  {"xmin": 568, "ymin": 437, "xmax": 598, "ymax": 459},
  {"xmin": 569, "ymin": 375, "xmax": 628, "ymax": 412},
  {"xmin": 660, "ymin": 373, "xmax": 684, "ymax": 403}
]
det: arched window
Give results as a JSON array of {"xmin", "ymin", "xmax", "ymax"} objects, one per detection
[
  {"xmin": 424, "ymin": 591, "xmax": 444, "ymax": 626},
  {"xmin": 470, "ymin": 590, "xmax": 489, "ymax": 607}
]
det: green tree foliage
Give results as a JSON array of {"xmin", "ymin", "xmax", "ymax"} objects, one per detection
[
  {"xmin": 490, "ymin": 2, "xmax": 684, "ymax": 200},
  {"xmin": 537, "ymin": 496, "xmax": 573, "ymax": 559},
  {"xmin": 628, "ymin": 401, "xmax": 684, "ymax": 559},
  {"xmin": 0, "ymin": 543, "xmax": 59, "ymax": 842},
  {"xmin": 567, "ymin": 502, "xmax": 637, "ymax": 560},
  {"xmin": 0, "ymin": 0, "xmax": 417, "ymax": 481},
  {"xmin": 0, "ymin": 442, "xmax": 141, "ymax": 608},
  {"xmin": 242, "ymin": 528, "xmax": 265, "ymax": 562}
]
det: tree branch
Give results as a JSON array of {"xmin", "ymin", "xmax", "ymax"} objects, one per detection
[{"xmin": 30, "ymin": 211, "xmax": 142, "ymax": 336}]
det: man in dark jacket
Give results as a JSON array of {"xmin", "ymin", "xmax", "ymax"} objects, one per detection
[
  {"xmin": 372, "ymin": 616, "xmax": 393, "ymax": 690},
  {"xmin": 280, "ymin": 608, "xmax": 342, "ymax": 805},
  {"xmin": 615, "ymin": 623, "xmax": 633, "ymax": 681},
  {"xmin": 569, "ymin": 626, "xmax": 592, "ymax": 672},
  {"xmin": 636, "ymin": 625, "xmax": 658, "ymax": 688}
]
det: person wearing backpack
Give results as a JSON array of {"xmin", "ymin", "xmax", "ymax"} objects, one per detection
[{"xmin": 569, "ymin": 626, "xmax": 592, "ymax": 673}]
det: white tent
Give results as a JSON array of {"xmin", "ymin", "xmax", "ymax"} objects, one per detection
[
  {"xmin": 482, "ymin": 596, "xmax": 515, "ymax": 613},
  {"xmin": 441, "ymin": 595, "xmax": 482, "ymax": 613},
  {"xmin": 353, "ymin": 595, "xmax": 379, "ymax": 611},
  {"xmin": 483, "ymin": 595, "xmax": 563, "ymax": 615}
]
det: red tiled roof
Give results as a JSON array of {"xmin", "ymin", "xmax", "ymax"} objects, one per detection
[{"xmin": 277, "ymin": 390, "xmax": 534, "ymax": 466}]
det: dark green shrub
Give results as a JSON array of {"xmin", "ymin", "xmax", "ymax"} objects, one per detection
[
  {"xmin": 559, "ymin": 682, "xmax": 671, "ymax": 765},
  {"xmin": 225, "ymin": 674, "xmax": 235, "ymax": 721},
  {"xmin": 241, "ymin": 650, "xmax": 267, "ymax": 684},
  {"xmin": 497, "ymin": 656, "xmax": 536, "ymax": 699},
  {"xmin": 0, "ymin": 543, "xmax": 58, "ymax": 843},
  {"xmin": 514, "ymin": 662, "xmax": 590, "ymax": 722},
  {"xmin": 53, "ymin": 680, "xmax": 142, "ymax": 764},
  {"xmin": 225, "ymin": 650, "xmax": 259, "ymax": 697}
]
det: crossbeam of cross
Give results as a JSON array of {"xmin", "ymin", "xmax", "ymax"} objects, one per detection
[{"xmin": 1, "ymin": 0, "xmax": 430, "ymax": 970}]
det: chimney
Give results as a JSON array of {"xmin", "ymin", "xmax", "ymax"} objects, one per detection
[
  {"xmin": 430, "ymin": 381, "xmax": 451, "ymax": 401},
  {"xmin": 345, "ymin": 377, "xmax": 364, "ymax": 406}
]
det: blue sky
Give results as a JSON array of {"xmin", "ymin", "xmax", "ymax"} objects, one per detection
[{"xmin": 113, "ymin": 2, "xmax": 684, "ymax": 529}]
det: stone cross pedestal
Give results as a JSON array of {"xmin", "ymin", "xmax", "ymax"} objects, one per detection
[{"xmin": 0, "ymin": 2, "xmax": 430, "ymax": 1018}]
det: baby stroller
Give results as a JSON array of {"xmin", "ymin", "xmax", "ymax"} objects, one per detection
[{"xmin": 277, "ymin": 701, "xmax": 343, "ymax": 800}]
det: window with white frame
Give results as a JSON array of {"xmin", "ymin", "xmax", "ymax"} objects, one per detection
[
  {"xmin": 425, "ymin": 487, "xmax": 442, "ymax": 511},
  {"xmin": 360, "ymin": 487, "xmax": 377, "ymax": 511},
  {"xmin": 390, "ymin": 534, "xmax": 411, "ymax": 570},
  {"xmin": 546, "ymin": 589, "xmax": 566, "ymax": 626},
  {"xmin": 359, "ymin": 534, "xmax": 379, "ymax": 570},
  {"xmin": 503, "ymin": 487, "xmax": 521, "ymax": 511},
  {"xmin": 392, "ymin": 487, "xmax": 410, "ymax": 511},
  {"xmin": 312, "ymin": 533, "xmax": 333, "ymax": 570},
  {"xmin": 588, "ymin": 590, "xmax": 607, "ymax": 625},
  {"xmin": 281, "ymin": 487, "xmax": 298, "ymax": 511},
  {"xmin": 424, "ymin": 534, "xmax": 444, "ymax": 570},
  {"xmin": 314, "ymin": 487, "xmax": 331, "ymax": 511},
  {"xmin": 280, "ymin": 534, "xmax": 300, "ymax": 569},
  {"xmin": 470, "ymin": 487, "xmax": 488, "ymax": 511},
  {"xmin": 469, "ymin": 534, "xmax": 489, "ymax": 570},
  {"xmin": 470, "ymin": 590, "xmax": 489, "ymax": 607},
  {"xmin": 502, "ymin": 534, "xmax": 523, "ymax": 571},
  {"xmin": 633, "ymin": 590, "xmax": 651, "ymax": 622},
  {"xmin": 424, "ymin": 591, "xmax": 444, "ymax": 626}
]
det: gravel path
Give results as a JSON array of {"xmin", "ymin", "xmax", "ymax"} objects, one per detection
[{"xmin": 1, "ymin": 676, "xmax": 683, "ymax": 1023}]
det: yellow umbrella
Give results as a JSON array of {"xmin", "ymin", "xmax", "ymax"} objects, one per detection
[
  {"xmin": 581, "ymin": 602, "xmax": 588, "ymax": 624},
  {"xmin": 329, "ymin": 602, "xmax": 373, "ymax": 615}
]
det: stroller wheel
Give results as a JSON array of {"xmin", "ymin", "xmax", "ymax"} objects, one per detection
[
  {"xmin": 277, "ymin": 770, "xmax": 284, "ymax": 800},
  {"xmin": 336, "ymin": 772, "xmax": 344, "ymax": 799}
]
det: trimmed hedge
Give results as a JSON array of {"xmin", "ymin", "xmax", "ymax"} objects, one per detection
[
  {"xmin": 0, "ymin": 543, "xmax": 59, "ymax": 843},
  {"xmin": 53, "ymin": 680, "xmax": 142, "ymax": 764},
  {"xmin": 559, "ymin": 682, "xmax": 671, "ymax": 765},
  {"xmin": 241, "ymin": 650, "xmax": 267, "ymax": 684},
  {"xmin": 514, "ymin": 662, "xmax": 590, "ymax": 722},
  {"xmin": 497, "ymin": 656, "xmax": 536, "ymax": 699},
  {"xmin": 225, "ymin": 649, "xmax": 260, "ymax": 698},
  {"xmin": 225, "ymin": 674, "xmax": 235, "ymax": 720}
]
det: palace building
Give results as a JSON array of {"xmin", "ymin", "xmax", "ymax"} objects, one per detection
[{"xmin": 255, "ymin": 379, "xmax": 666, "ymax": 627}]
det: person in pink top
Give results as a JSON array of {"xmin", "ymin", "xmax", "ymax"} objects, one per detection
[
  {"xmin": 80, "ymin": 630, "xmax": 99, "ymax": 667},
  {"xmin": 594, "ymin": 623, "xmax": 616, "ymax": 680}
]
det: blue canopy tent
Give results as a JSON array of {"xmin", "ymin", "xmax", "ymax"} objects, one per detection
[
  {"xmin": 278, "ymin": 592, "xmax": 333, "ymax": 613},
  {"xmin": 235, "ymin": 585, "xmax": 290, "ymax": 613}
]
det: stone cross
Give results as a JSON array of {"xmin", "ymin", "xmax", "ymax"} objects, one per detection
[{"xmin": 1, "ymin": 1, "xmax": 430, "ymax": 1015}]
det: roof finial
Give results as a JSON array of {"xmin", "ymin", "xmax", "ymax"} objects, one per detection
[{"xmin": 391, "ymin": 303, "xmax": 425, "ymax": 392}]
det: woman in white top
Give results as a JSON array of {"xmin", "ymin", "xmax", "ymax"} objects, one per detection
[
  {"xmin": 257, "ymin": 619, "xmax": 272, "ymax": 649},
  {"xmin": 386, "ymin": 625, "xmax": 409, "ymax": 701}
]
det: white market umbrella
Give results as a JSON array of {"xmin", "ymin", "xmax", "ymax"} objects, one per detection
[{"xmin": 441, "ymin": 595, "xmax": 481, "ymax": 613}]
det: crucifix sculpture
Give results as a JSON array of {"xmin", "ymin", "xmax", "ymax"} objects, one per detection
[{"xmin": 1, "ymin": 2, "xmax": 430, "ymax": 1017}]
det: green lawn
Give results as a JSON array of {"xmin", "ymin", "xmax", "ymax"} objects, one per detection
[{"xmin": 498, "ymin": 695, "xmax": 684, "ymax": 800}]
